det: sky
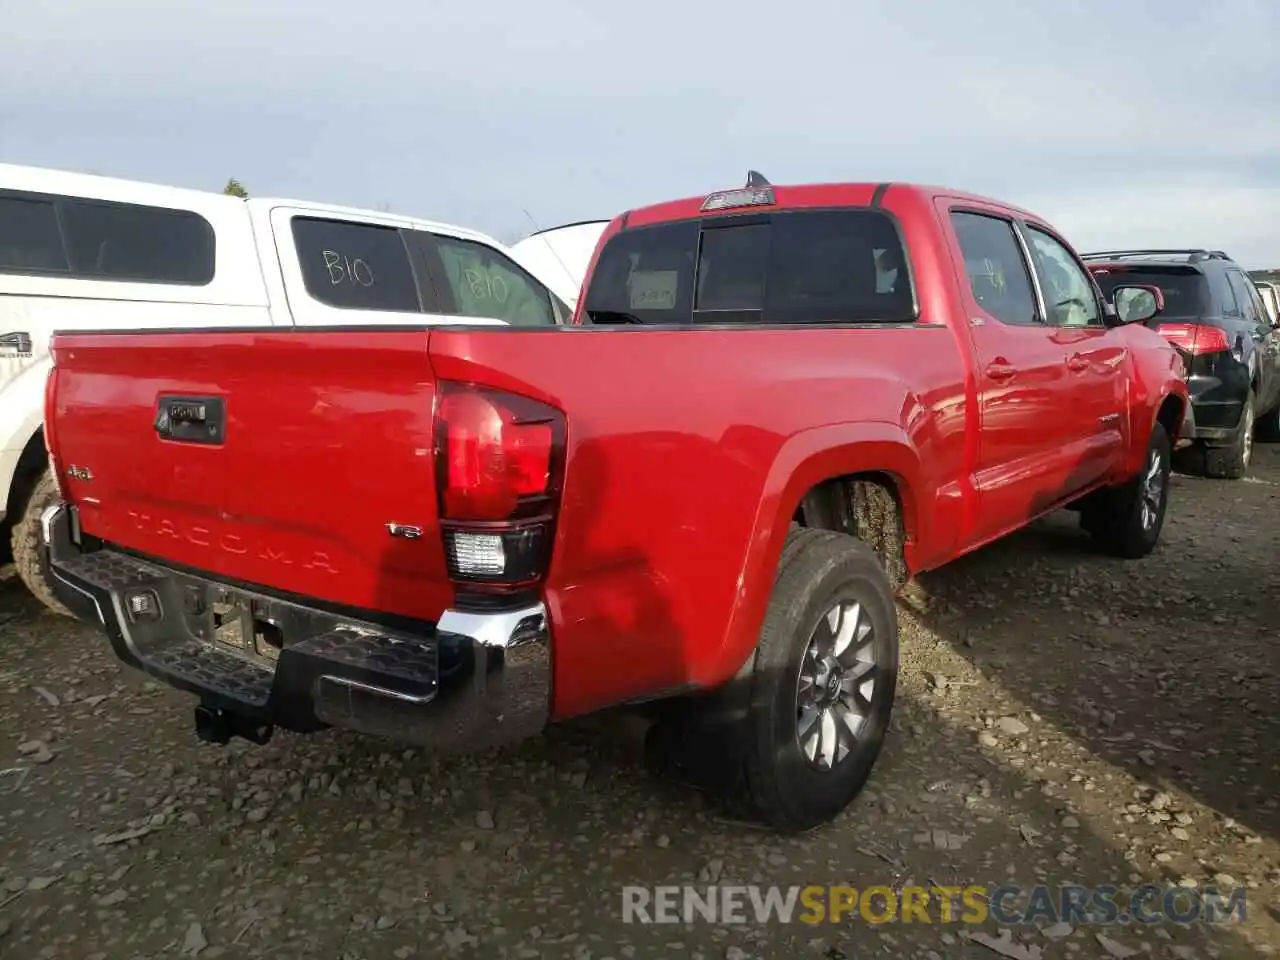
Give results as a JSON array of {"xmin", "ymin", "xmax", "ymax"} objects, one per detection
[{"xmin": 2, "ymin": 0, "xmax": 1277, "ymax": 268}]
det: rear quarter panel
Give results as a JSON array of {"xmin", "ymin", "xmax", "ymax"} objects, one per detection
[
  {"xmin": 428, "ymin": 324, "xmax": 970, "ymax": 720},
  {"xmin": 1117, "ymin": 321, "xmax": 1190, "ymax": 473}
]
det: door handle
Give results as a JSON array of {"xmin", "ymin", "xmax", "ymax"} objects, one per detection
[
  {"xmin": 985, "ymin": 361, "xmax": 1016, "ymax": 381},
  {"xmin": 1066, "ymin": 353, "xmax": 1089, "ymax": 372}
]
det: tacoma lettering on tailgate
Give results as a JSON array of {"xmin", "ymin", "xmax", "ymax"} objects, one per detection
[{"xmin": 120, "ymin": 510, "xmax": 339, "ymax": 574}]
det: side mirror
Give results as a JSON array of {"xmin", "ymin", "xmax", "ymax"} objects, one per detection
[{"xmin": 1111, "ymin": 284, "xmax": 1165, "ymax": 325}]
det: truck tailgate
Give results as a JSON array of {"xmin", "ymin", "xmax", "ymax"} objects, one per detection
[{"xmin": 48, "ymin": 329, "xmax": 452, "ymax": 621}]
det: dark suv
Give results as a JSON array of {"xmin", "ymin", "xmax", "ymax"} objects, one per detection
[{"xmin": 1083, "ymin": 249, "xmax": 1280, "ymax": 479}]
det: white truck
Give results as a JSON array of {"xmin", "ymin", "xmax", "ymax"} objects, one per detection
[
  {"xmin": 508, "ymin": 219, "xmax": 608, "ymax": 310},
  {"xmin": 0, "ymin": 163, "xmax": 583, "ymax": 615}
]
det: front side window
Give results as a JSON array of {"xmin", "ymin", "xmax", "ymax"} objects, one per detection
[
  {"xmin": 948, "ymin": 212, "xmax": 1039, "ymax": 325},
  {"xmin": 291, "ymin": 217, "xmax": 421, "ymax": 312},
  {"xmin": 1022, "ymin": 226, "xmax": 1100, "ymax": 327},
  {"xmin": 431, "ymin": 235, "xmax": 557, "ymax": 326},
  {"xmin": 582, "ymin": 209, "xmax": 914, "ymax": 325}
]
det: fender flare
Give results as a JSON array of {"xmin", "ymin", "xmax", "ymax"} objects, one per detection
[
  {"xmin": 0, "ymin": 359, "xmax": 51, "ymax": 516},
  {"xmin": 708, "ymin": 420, "xmax": 924, "ymax": 688}
]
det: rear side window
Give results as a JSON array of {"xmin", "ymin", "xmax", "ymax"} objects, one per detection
[
  {"xmin": 431, "ymin": 235, "xmax": 556, "ymax": 326},
  {"xmin": 948, "ymin": 212, "xmax": 1038, "ymax": 325},
  {"xmin": 291, "ymin": 217, "xmax": 422, "ymax": 313},
  {"xmin": 1090, "ymin": 266, "xmax": 1209, "ymax": 320},
  {"xmin": 0, "ymin": 196, "xmax": 66, "ymax": 273},
  {"xmin": 60, "ymin": 200, "xmax": 215, "ymax": 285},
  {"xmin": 0, "ymin": 190, "xmax": 215, "ymax": 284},
  {"xmin": 1227, "ymin": 270, "xmax": 1265, "ymax": 324},
  {"xmin": 582, "ymin": 209, "xmax": 915, "ymax": 325}
]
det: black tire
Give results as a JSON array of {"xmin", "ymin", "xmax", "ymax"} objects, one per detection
[
  {"xmin": 10, "ymin": 469, "xmax": 72, "ymax": 617},
  {"xmin": 1082, "ymin": 421, "xmax": 1171, "ymax": 559},
  {"xmin": 737, "ymin": 529, "xmax": 899, "ymax": 833},
  {"xmin": 1255, "ymin": 401, "xmax": 1280, "ymax": 443},
  {"xmin": 1201, "ymin": 391, "xmax": 1254, "ymax": 480}
]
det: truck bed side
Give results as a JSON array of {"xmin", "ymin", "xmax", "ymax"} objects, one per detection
[{"xmin": 426, "ymin": 325, "xmax": 971, "ymax": 717}]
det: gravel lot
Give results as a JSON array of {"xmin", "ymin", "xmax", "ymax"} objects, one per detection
[{"xmin": 2, "ymin": 451, "xmax": 1277, "ymax": 960}]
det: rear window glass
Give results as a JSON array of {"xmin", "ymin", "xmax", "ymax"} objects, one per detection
[
  {"xmin": 583, "ymin": 209, "xmax": 915, "ymax": 325},
  {"xmin": 1090, "ymin": 266, "xmax": 1208, "ymax": 319}
]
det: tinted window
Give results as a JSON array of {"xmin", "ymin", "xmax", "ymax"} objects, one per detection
[
  {"xmin": 765, "ymin": 211, "xmax": 914, "ymax": 323},
  {"xmin": 696, "ymin": 223, "xmax": 769, "ymax": 312},
  {"xmin": 0, "ymin": 191, "xmax": 214, "ymax": 284},
  {"xmin": 432, "ymin": 235, "xmax": 556, "ymax": 325},
  {"xmin": 582, "ymin": 209, "xmax": 914, "ymax": 325},
  {"xmin": 1227, "ymin": 271, "xmax": 1262, "ymax": 323},
  {"xmin": 60, "ymin": 200, "xmax": 215, "ymax": 285},
  {"xmin": 1090, "ymin": 266, "xmax": 1208, "ymax": 320},
  {"xmin": 1211, "ymin": 268, "xmax": 1239, "ymax": 317},
  {"xmin": 949, "ymin": 212, "xmax": 1038, "ymax": 325},
  {"xmin": 292, "ymin": 217, "xmax": 421, "ymax": 312},
  {"xmin": 1023, "ymin": 227, "xmax": 1100, "ymax": 327},
  {"xmin": 0, "ymin": 196, "xmax": 67, "ymax": 273}
]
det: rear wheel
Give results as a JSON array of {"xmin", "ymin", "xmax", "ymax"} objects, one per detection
[
  {"xmin": 1200, "ymin": 391, "xmax": 1254, "ymax": 480},
  {"xmin": 737, "ymin": 529, "xmax": 898, "ymax": 832},
  {"xmin": 1082, "ymin": 421, "xmax": 1171, "ymax": 558},
  {"xmin": 10, "ymin": 469, "xmax": 72, "ymax": 617}
]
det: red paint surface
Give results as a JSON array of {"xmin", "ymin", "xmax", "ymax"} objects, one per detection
[{"xmin": 48, "ymin": 182, "xmax": 1188, "ymax": 722}]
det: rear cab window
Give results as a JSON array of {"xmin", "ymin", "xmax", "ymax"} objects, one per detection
[
  {"xmin": 1089, "ymin": 265, "xmax": 1211, "ymax": 320},
  {"xmin": 582, "ymin": 208, "xmax": 916, "ymax": 326}
]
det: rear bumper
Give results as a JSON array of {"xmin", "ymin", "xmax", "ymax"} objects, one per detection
[{"xmin": 41, "ymin": 502, "xmax": 550, "ymax": 751}]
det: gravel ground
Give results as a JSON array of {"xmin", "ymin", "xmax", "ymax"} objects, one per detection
[{"xmin": 1, "ymin": 451, "xmax": 1277, "ymax": 960}]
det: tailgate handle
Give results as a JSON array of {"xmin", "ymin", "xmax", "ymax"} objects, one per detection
[{"xmin": 155, "ymin": 395, "xmax": 226, "ymax": 444}]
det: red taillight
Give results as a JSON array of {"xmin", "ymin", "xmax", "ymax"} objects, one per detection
[
  {"xmin": 434, "ymin": 382, "xmax": 566, "ymax": 589},
  {"xmin": 1156, "ymin": 323, "xmax": 1230, "ymax": 355},
  {"xmin": 436, "ymin": 387, "xmax": 559, "ymax": 521}
]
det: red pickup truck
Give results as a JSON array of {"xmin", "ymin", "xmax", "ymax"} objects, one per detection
[{"xmin": 40, "ymin": 177, "xmax": 1190, "ymax": 832}]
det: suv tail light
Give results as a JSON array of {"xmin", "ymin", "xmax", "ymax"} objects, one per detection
[
  {"xmin": 1156, "ymin": 323, "xmax": 1230, "ymax": 356},
  {"xmin": 434, "ymin": 382, "xmax": 566, "ymax": 591}
]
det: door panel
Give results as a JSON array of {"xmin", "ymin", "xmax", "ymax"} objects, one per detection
[
  {"xmin": 942, "ymin": 206, "xmax": 1076, "ymax": 545},
  {"xmin": 1021, "ymin": 223, "xmax": 1128, "ymax": 487}
]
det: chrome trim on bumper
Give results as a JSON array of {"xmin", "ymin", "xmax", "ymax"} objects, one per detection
[{"xmin": 42, "ymin": 501, "xmax": 551, "ymax": 753}]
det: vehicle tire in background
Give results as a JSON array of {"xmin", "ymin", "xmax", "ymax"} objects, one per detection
[
  {"xmin": 737, "ymin": 528, "xmax": 898, "ymax": 833},
  {"xmin": 1200, "ymin": 390, "xmax": 1255, "ymax": 480},
  {"xmin": 10, "ymin": 469, "xmax": 72, "ymax": 617},
  {"xmin": 1082, "ymin": 421, "xmax": 1172, "ymax": 559},
  {"xmin": 1253, "ymin": 400, "xmax": 1280, "ymax": 443}
]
